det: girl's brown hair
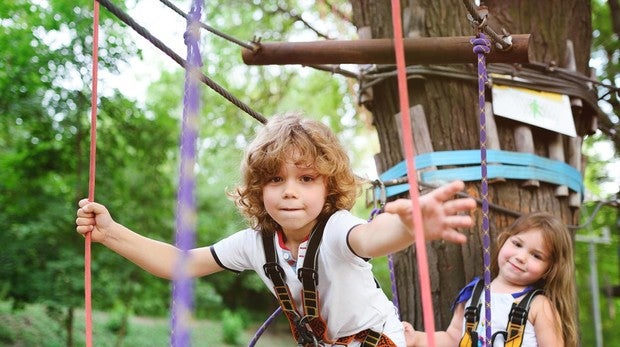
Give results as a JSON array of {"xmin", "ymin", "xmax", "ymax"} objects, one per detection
[
  {"xmin": 491, "ymin": 212, "xmax": 578, "ymax": 347},
  {"xmin": 231, "ymin": 112, "xmax": 361, "ymax": 235}
]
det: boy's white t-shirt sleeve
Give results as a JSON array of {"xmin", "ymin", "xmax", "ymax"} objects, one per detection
[{"xmin": 210, "ymin": 228, "xmax": 262, "ymax": 273}]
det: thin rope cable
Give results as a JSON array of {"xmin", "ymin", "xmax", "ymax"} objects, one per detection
[
  {"xmin": 248, "ymin": 307, "xmax": 282, "ymax": 347},
  {"xmin": 389, "ymin": 1, "xmax": 436, "ymax": 345},
  {"xmin": 170, "ymin": 1, "xmax": 202, "ymax": 346},
  {"xmin": 85, "ymin": 1, "xmax": 99, "ymax": 346},
  {"xmin": 472, "ymin": 33, "xmax": 492, "ymax": 347},
  {"xmin": 95, "ymin": 0, "xmax": 267, "ymax": 124},
  {"xmin": 158, "ymin": 0, "xmax": 254, "ymax": 50}
]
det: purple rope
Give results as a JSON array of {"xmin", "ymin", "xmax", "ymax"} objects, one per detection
[
  {"xmin": 472, "ymin": 33, "xmax": 492, "ymax": 347},
  {"xmin": 171, "ymin": 1, "xmax": 203, "ymax": 346},
  {"xmin": 248, "ymin": 307, "xmax": 282, "ymax": 347}
]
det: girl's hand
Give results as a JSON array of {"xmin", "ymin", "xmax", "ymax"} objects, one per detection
[
  {"xmin": 75, "ymin": 199, "xmax": 115, "ymax": 243},
  {"xmin": 384, "ymin": 180, "xmax": 476, "ymax": 244}
]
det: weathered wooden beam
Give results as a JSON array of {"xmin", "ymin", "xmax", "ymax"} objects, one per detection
[
  {"xmin": 484, "ymin": 101, "xmax": 506, "ymax": 183},
  {"xmin": 242, "ymin": 34, "xmax": 532, "ymax": 66},
  {"xmin": 513, "ymin": 125, "xmax": 540, "ymax": 189}
]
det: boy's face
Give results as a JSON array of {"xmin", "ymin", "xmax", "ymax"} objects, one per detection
[{"xmin": 262, "ymin": 160, "xmax": 327, "ymax": 237}]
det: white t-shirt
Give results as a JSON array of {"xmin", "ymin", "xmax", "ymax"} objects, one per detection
[{"xmin": 211, "ymin": 210, "xmax": 406, "ymax": 346}]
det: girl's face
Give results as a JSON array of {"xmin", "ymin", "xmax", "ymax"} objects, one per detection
[
  {"xmin": 496, "ymin": 228, "xmax": 551, "ymax": 287},
  {"xmin": 262, "ymin": 160, "xmax": 327, "ymax": 237}
]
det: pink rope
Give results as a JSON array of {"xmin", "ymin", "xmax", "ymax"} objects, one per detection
[
  {"xmin": 389, "ymin": 1, "xmax": 436, "ymax": 346},
  {"xmin": 85, "ymin": 1, "xmax": 100, "ymax": 346}
]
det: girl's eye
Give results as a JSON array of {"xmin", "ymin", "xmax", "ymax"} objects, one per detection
[
  {"xmin": 511, "ymin": 239, "xmax": 522, "ymax": 247},
  {"xmin": 300, "ymin": 175, "xmax": 314, "ymax": 182},
  {"xmin": 270, "ymin": 176, "xmax": 283, "ymax": 183}
]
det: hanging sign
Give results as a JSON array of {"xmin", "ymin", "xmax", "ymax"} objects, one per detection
[{"xmin": 492, "ymin": 84, "xmax": 577, "ymax": 137}]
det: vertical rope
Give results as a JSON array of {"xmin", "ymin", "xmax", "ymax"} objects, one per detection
[
  {"xmin": 86, "ymin": 1, "xmax": 100, "ymax": 346},
  {"xmin": 387, "ymin": 253, "xmax": 400, "ymax": 313},
  {"xmin": 472, "ymin": 33, "xmax": 492, "ymax": 347},
  {"xmin": 171, "ymin": 0, "xmax": 202, "ymax": 345},
  {"xmin": 389, "ymin": 1, "xmax": 436, "ymax": 345}
]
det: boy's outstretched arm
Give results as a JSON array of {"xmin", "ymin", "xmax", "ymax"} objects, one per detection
[
  {"xmin": 349, "ymin": 180, "xmax": 476, "ymax": 258},
  {"xmin": 75, "ymin": 199, "xmax": 223, "ymax": 279}
]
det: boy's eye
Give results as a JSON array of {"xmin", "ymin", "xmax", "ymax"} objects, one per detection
[{"xmin": 300, "ymin": 175, "xmax": 314, "ymax": 182}]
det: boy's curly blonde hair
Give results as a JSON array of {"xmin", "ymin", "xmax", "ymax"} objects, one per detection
[{"xmin": 231, "ymin": 112, "xmax": 361, "ymax": 235}]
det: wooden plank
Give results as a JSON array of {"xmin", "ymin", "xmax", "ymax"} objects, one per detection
[
  {"xmin": 393, "ymin": 105, "xmax": 435, "ymax": 189},
  {"xmin": 564, "ymin": 40, "xmax": 584, "ymax": 206},
  {"xmin": 567, "ymin": 136, "xmax": 583, "ymax": 208},
  {"xmin": 549, "ymin": 133, "xmax": 569, "ymax": 197},
  {"xmin": 242, "ymin": 34, "xmax": 532, "ymax": 66},
  {"xmin": 513, "ymin": 125, "xmax": 540, "ymax": 188},
  {"xmin": 484, "ymin": 101, "xmax": 505, "ymax": 183}
]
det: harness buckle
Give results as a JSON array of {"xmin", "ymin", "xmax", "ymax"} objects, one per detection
[
  {"xmin": 463, "ymin": 304, "xmax": 480, "ymax": 323},
  {"xmin": 295, "ymin": 315, "xmax": 323, "ymax": 346},
  {"xmin": 298, "ymin": 267, "xmax": 319, "ymax": 285},
  {"xmin": 263, "ymin": 262, "xmax": 285, "ymax": 281}
]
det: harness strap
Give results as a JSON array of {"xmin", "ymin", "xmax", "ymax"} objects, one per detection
[
  {"xmin": 262, "ymin": 214, "xmax": 396, "ymax": 347},
  {"xmin": 262, "ymin": 234, "xmax": 305, "ymax": 341},
  {"xmin": 457, "ymin": 278, "xmax": 544, "ymax": 347},
  {"xmin": 458, "ymin": 279, "xmax": 484, "ymax": 347},
  {"xmin": 501, "ymin": 288, "xmax": 544, "ymax": 347},
  {"xmin": 298, "ymin": 215, "xmax": 328, "ymax": 318},
  {"xmin": 261, "ymin": 215, "xmax": 330, "ymax": 345}
]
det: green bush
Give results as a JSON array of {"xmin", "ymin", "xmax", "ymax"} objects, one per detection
[
  {"xmin": 221, "ymin": 309, "xmax": 247, "ymax": 346},
  {"xmin": 0, "ymin": 302, "xmax": 65, "ymax": 347}
]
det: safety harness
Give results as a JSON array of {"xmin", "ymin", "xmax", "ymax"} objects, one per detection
[
  {"xmin": 458, "ymin": 278, "xmax": 543, "ymax": 347},
  {"xmin": 261, "ymin": 214, "xmax": 395, "ymax": 347}
]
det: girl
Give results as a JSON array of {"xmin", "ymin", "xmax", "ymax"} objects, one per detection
[
  {"xmin": 404, "ymin": 212, "xmax": 578, "ymax": 347},
  {"xmin": 76, "ymin": 112, "xmax": 476, "ymax": 346}
]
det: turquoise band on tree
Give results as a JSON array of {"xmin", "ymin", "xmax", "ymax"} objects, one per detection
[{"xmin": 377, "ymin": 149, "xmax": 583, "ymax": 198}]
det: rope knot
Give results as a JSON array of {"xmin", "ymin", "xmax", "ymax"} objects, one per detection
[{"xmin": 471, "ymin": 33, "xmax": 491, "ymax": 55}]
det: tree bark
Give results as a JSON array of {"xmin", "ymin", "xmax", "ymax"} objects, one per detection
[{"xmin": 351, "ymin": 0, "xmax": 592, "ymax": 329}]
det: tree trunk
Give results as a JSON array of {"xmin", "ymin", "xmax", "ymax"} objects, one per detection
[{"xmin": 351, "ymin": 0, "xmax": 592, "ymax": 329}]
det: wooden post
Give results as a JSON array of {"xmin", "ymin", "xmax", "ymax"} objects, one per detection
[
  {"xmin": 568, "ymin": 136, "xmax": 583, "ymax": 208},
  {"xmin": 242, "ymin": 35, "xmax": 532, "ymax": 66},
  {"xmin": 513, "ymin": 125, "xmax": 540, "ymax": 188},
  {"xmin": 484, "ymin": 101, "xmax": 505, "ymax": 183},
  {"xmin": 549, "ymin": 133, "xmax": 569, "ymax": 197},
  {"xmin": 564, "ymin": 40, "xmax": 584, "ymax": 207},
  {"xmin": 394, "ymin": 105, "xmax": 436, "ymax": 178}
]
